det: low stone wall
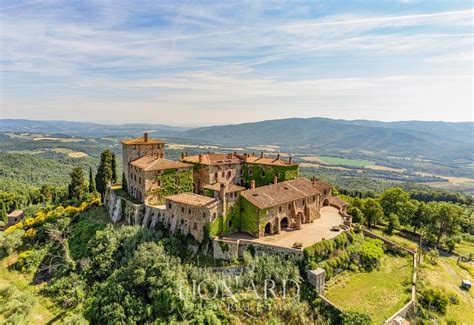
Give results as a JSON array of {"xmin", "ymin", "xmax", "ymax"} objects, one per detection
[
  {"xmin": 384, "ymin": 252, "xmax": 418, "ymax": 324},
  {"xmin": 362, "ymin": 227, "xmax": 416, "ymax": 255},
  {"xmin": 213, "ymin": 237, "xmax": 304, "ymax": 261}
]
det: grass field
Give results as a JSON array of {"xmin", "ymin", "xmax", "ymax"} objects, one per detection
[
  {"xmin": 325, "ymin": 255, "xmax": 412, "ymax": 323},
  {"xmin": 301, "ymin": 156, "xmax": 375, "ymax": 167},
  {"xmin": 0, "ymin": 254, "xmax": 61, "ymax": 324},
  {"xmin": 369, "ymin": 228, "xmax": 419, "ymax": 251},
  {"xmin": 418, "ymin": 256, "xmax": 474, "ymax": 323}
]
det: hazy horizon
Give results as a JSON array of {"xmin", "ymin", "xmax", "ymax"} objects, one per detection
[
  {"xmin": 1, "ymin": 1, "xmax": 473, "ymax": 124},
  {"xmin": 1, "ymin": 115, "xmax": 473, "ymax": 129}
]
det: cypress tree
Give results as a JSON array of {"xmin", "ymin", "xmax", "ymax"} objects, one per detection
[
  {"xmin": 122, "ymin": 172, "xmax": 128, "ymax": 193},
  {"xmin": 96, "ymin": 150, "xmax": 113, "ymax": 195},
  {"xmin": 111, "ymin": 153, "xmax": 118, "ymax": 183},
  {"xmin": 89, "ymin": 166, "xmax": 96, "ymax": 193},
  {"xmin": 1, "ymin": 202, "xmax": 7, "ymax": 225},
  {"xmin": 69, "ymin": 167, "xmax": 85, "ymax": 200}
]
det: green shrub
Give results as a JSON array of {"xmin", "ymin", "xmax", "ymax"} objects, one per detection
[
  {"xmin": 0, "ymin": 285, "xmax": 35, "ymax": 323},
  {"xmin": 419, "ymin": 288, "xmax": 449, "ymax": 314},
  {"xmin": 0, "ymin": 229, "xmax": 25, "ymax": 258},
  {"xmin": 15, "ymin": 247, "xmax": 48, "ymax": 273}
]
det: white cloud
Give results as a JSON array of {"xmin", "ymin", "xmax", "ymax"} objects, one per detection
[{"xmin": 0, "ymin": 1, "xmax": 472, "ymax": 124}]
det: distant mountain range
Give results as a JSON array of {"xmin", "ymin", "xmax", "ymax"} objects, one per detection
[
  {"xmin": 182, "ymin": 118, "xmax": 473, "ymax": 160},
  {"xmin": 0, "ymin": 119, "xmax": 187, "ymax": 137},
  {"xmin": 1, "ymin": 118, "xmax": 473, "ymax": 161}
]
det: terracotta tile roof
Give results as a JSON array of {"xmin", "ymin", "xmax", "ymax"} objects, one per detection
[
  {"xmin": 166, "ymin": 192, "xmax": 217, "ymax": 207},
  {"xmin": 7, "ymin": 210, "xmax": 24, "ymax": 218},
  {"xmin": 121, "ymin": 136, "xmax": 165, "ymax": 145},
  {"xmin": 330, "ymin": 196, "xmax": 348, "ymax": 207},
  {"xmin": 130, "ymin": 155, "xmax": 192, "ymax": 171},
  {"xmin": 182, "ymin": 153, "xmax": 244, "ymax": 165},
  {"xmin": 182, "ymin": 153, "xmax": 298, "ymax": 167},
  {"xmin": 312, "ymin": 180, "xmax": 332, "ymax": 192},
  {"xmin": 241, "ymin": 178, "xmax": 320, "ymax": 209},
  {"xmin": 245, "ymin": 155, "xmax": 298, "ymax": 167},
  {"xmin": 203, "ymin": 182, "xmax": 246, "ymax": 193}
]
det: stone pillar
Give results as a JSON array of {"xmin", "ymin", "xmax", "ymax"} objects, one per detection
[
  {"xmin": 250, "ymin": 180, "xmax": 256, "ymax": 189},
  {"xmin": 274, "ymin": 175, "xmax": 278, "ymax": 184},
  {"xmin": 220, "ymin": 183, "xmax": 227, "ymax": 217},
  {"xmin": 307, "ymin": 268, "xmax": 326, "ymax": 294}
]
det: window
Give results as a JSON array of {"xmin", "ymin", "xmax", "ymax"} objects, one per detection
[
  {"xmin": 188, "ymin": 208, "xmax": 191, "ymax": 214},
  {"xmin": 213, "ymin": 212, "xmax": 217, "ymax": 219},
  {"xmin": 228, "ymin": 220, "xmax": 232, "ymax": 228},
  {"xmin": 261, "ymin": 170, "xmax": 265, "ymax": 177},
  {"xmin": 249, "ymin": 169, "xmax": 253, "ymax": 176},
  {"xmin": 193, "ymin": 223, "xmax": 197, "ymax": 230},
  {"xmin": 214, "ymin": 172, "xmax": 218, "ymax": 180},
  {"xmin": 279, "ymin": 206, "xmax": 282, "ymax": 213},
  {"xmin": 168, "ymin": 204, "xmax": 172, "ymax": 209},
  {"xmin": 181, "ymin": 207, "xmax": 184, "ymax": 213},
  {"xmin": 203, "ymin": 212, "xmax": 206, "ymax": 218},
  {"xmin": 288, "ymin": 204, "xmax": 291, "ymax": 209},
  {"xmin": 227, "ymin": 171, "xmax": 231, "ymax": 178},
  {"xmin": 222, "ymin": 171, "xmax": 225, "ymax": 177}
]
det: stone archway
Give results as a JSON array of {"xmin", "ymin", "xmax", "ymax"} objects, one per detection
[
  {"xmin": 264, "ymin": 222, "xmax": 272, "ymax": 236},
  {"xmin": 280, "ymin": 217, "xmax": 289, "ymax": 230},
  {"xmin": 323, "ymin": 199, "xmax": 330, "ymax": 206},
  {"xmin": 295, "ymin": 212, "xmax": 304, "ymax": 230}
]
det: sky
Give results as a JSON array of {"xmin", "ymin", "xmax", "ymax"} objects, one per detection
[{"xmin": 0, "ymin": 0, "xmax": 473, "ymax": 126}]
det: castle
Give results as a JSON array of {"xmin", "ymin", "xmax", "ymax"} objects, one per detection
[{"xmin": 115, "ymin": 132, "xmax": 347, "ymax": 242}]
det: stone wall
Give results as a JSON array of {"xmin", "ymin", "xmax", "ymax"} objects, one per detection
[
  {"xmin": 213, "ymin": 238, "xmax": 240, "ymax": 260},
  {"xmin": 213, "ymin": 238, "xmax": 304, "ymax": 261},
  {"xmin": 105, "ymin": 185, "xmax": 217, "ymax": 242},
  {"xmin": 165, "ymin": 198, "xmax": 221, "ymax": 242},
  {"xmin": 122, "ymin": 142, "xmax": 165, "ymax": 193},
  {"xmin": 192, "ymin": 163, "xmax": 244, "ymax": 193}
]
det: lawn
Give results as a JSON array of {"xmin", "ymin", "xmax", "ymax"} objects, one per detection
[
  {"xmin": 318, "ymin": 156, "xmax": 375, "ymax": 167},
  {"xmin": 369, "ymin": 228, "xmax": 419, "ymax": 251},
  {"xmin": 0, "ymin": 254, "xmax": 61, "ymax": 324},
  {"xmin": 325, "ymin": 255, "xmax": 413, "ymax": 323},
  {"xmin": 418, "ymin": 256, "xmax": 474, "ymax": 323}
]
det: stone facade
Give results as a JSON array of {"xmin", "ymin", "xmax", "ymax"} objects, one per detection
[
  {"xmin": 165, "ymin": 193, "xmax": 222, "ymax": 242},
  {"xmin": 112, "ymin": 133, "xmax": 347, "ymax": 244},
  {"xmin": 240, "ymin": 178, "xmax": 325, "ymax": 237},
  {"xmin": 122, "ymin": 132, "xmax": 165, "ymax": 191},
  {"xmin": 181, "ymin": 152, "xmax": 298, "ymax": 194}
]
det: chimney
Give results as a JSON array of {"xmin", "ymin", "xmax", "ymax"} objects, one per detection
[
  {"xmin": 143, "ymin": 132, "xmax": 149, "ymax": 142},
  {"xmin": 288, "ymin": 156, "xmax": 292, "ymax": 164},
  {"xmin": 312, "ymin": 176, "xmax": 317, "ymax": 185},
  {"xmin": 261, "ymin": 151, "xmax": 264, "ymax": 158},
  {"xmin": 234, "ymin": 151, "xmax": 237, "ymax": 155},
  {"xmin": 185, "ymin": 151, "xmax": 188, "ymax": 157},
  {"xmin": 274, "ymin": 175, "xmax": 278, "ymax": 184},
  {"xmin": 250, "ymin": 179, "xmax": 256, "ymax": 189},
  {"xmin": 220, "ymin": 183, "xmax": 227, "ymax": 217},
  {"xmin": 277, "ymin": 153, "xmax": 280, "ymax": 160},
  {"xmin": 199, "ymin": 154, "xmax": 203, "ymax": 163},
  {"xmin": 181, "ymin": 152, "xmax": 184, "ymax": 160}
]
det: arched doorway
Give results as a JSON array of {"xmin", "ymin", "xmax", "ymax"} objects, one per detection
[
  {"xmin": 280, "ymin": 217, "xmax": 289, "ymax": 230},
  {"xmin": 297, "ymin": 212, "xmax": 304, "ymax": 222},
  {"xmin": 323, "ymin": 199, "xmax": 330, "ymax": 206},
  {"xmin": 264, "ymin": 222, "xmax": 272, "ymax": 236}
]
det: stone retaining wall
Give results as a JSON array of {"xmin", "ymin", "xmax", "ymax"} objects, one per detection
[{"xmin": 213, "ymin": 237, "xmax": 304, "ymax": 261}]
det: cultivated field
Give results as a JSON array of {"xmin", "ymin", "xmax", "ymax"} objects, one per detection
[{"xmin": 325, "ymin": 255, "xmax": 412, "ymax": 323}]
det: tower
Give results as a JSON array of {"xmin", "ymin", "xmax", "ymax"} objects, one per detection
[{"xmin": 121, "ymin": 132, "xmax": 165, "ymax": 191}]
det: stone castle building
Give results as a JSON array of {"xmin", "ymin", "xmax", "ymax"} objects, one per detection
[{"xmin": 113, "ymin": 132, "xmax": 348, "ymax": 242}]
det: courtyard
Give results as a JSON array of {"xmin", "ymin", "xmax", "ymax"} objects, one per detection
[{"xmin": 225, "ymin": 206, "xmax": 345, "ymax": 249}]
